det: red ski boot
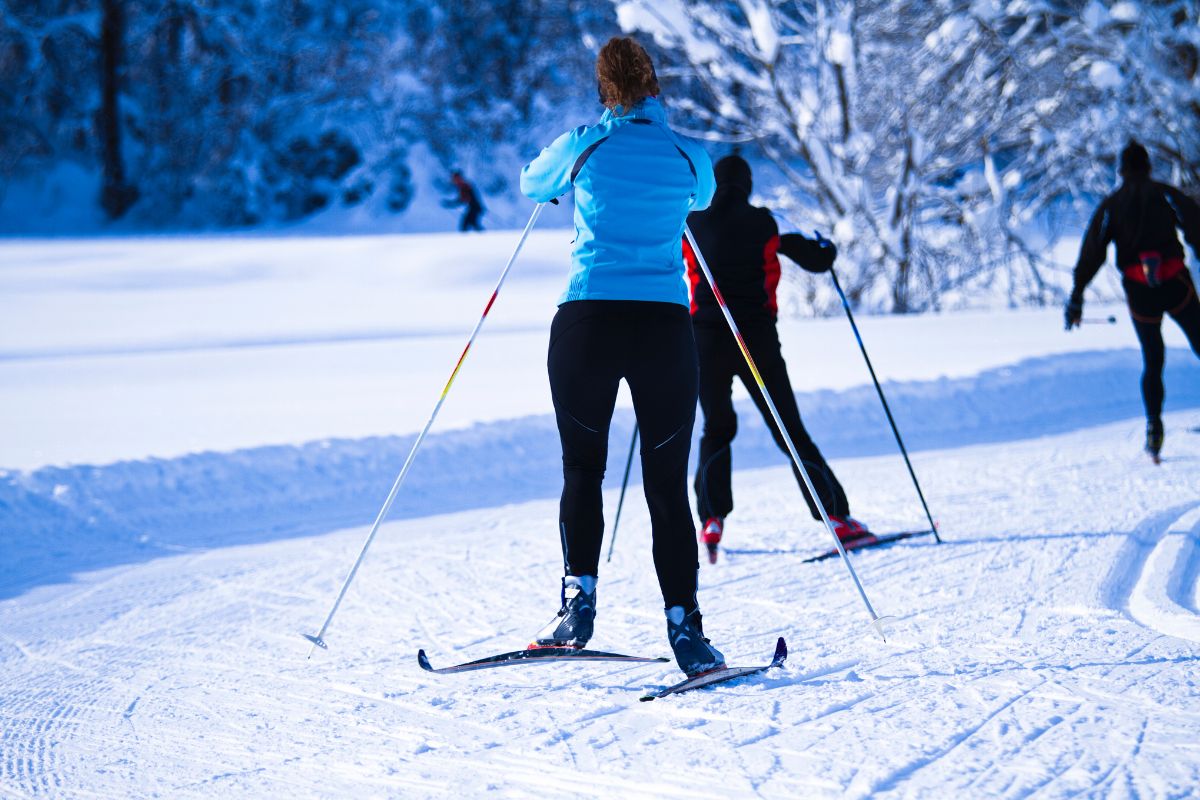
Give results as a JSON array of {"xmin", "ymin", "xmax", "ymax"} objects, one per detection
[
  {"xmin": 829, "ymin": 516, "xmax": 874, "ymax": 547},
  {"xmin": 699, "ymin": 517, "xmax": 723, "ymax": 564}
]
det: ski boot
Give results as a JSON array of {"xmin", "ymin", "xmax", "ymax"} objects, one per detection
[
  {"xmin": 1146, "ymin": 418, "xmax": 1164, "ymax": 465},
  {"xmin": 533, "ymin": 575, "xmax": 596, "ymax": 649},
  {"xmin": 699, "ymin": 517, "xmax": 724, "ymax": 564},
  {"xmin": 829, "ymin": 515, "xmax": 873, "ymax": 545},
  {"xmin": 665, "ymin": 606, "xmax": 725, "ymax": 677}
]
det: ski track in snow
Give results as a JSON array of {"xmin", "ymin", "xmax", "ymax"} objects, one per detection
[{"xmin": 2, "ymin": 417, "xmax": 1200, "ymax": 798}]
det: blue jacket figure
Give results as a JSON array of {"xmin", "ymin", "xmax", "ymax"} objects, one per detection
[
  {"xmin": 520, "ymin": 37, "xmax": 725, "ymax": 679},
  {"xmin": 521, "ymin": 97, "xmax": 714, "ymax": 306}
]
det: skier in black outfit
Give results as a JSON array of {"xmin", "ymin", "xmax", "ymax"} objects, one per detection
[
  {"xmin": 446, "ymin": 171, "xmax": 484, "ymax": 231},
  {"xmin": 684, "ymin": 155, "xmax": 872, "ymax": 562},
  {"xmin": 1066, "ymin": 141, "xmax": 1200, "ymax": 462}
]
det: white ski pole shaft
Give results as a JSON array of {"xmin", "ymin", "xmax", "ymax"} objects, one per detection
[
  {"xmin": 303, "ymin": 203, "xmax": 546, "ymax": 656},
  {"xmin": 685, "ymin": 226, "xmax": 890, "ymax": 640}
]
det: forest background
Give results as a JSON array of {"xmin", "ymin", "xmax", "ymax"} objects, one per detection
[{"xmin": 2, "ymin": 0, "xmax": 1198, "ymax": 312}]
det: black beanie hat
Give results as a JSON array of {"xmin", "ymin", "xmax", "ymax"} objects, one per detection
[
  {"xmin": 714, "ymin": 155, "xmax": 752, "ymax": 195},
  {"xmin": 1119, "ymin": 140, "xmax": 1150, "ymax": 176}
]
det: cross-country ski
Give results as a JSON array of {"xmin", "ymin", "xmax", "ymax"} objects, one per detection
[
  {"xmin": 800, "ymin": 530, "xmax": 935, "ymax": 564},
  {"xmin": 640, "ymin": 638, "xmax": 787, "ymax": 701},
  {"xmin": 417, "ymin": 646, "xmax": 668, "ymax": 674}
]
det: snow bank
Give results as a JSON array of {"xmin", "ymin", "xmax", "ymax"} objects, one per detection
[{"xmin": 5, "ymin": 347, "xmax": 1197, "ymax": 601}]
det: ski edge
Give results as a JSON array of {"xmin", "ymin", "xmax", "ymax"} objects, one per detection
[
  {"xmin": 639, "ymin": 636, "xmax": 787, "ymax": 702},
  {"xmin": 418, "ymin": 647, "xmax": 670, "ymax": 674}
]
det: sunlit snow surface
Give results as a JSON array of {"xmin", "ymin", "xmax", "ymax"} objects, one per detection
[{"xmin": 1, "ymin": 231, "xmax": 1199, "ymax": 797}]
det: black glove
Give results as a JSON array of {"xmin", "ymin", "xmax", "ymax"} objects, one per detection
[
  {"xmin": 1064, "ymin": 295, "xmax": 1083, "ymax": 331},
  {"xmin": 778, "ymin": 232, "xmax": 837, "ymax": 273},
  {"xmin": 812, "ymin": 231, "xmax": 838, "ymax": 272}
]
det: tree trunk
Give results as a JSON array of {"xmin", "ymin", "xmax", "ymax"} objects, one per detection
[{"xmin": 99, "ymin": 0, "xmax": 136, "ymax": 218}]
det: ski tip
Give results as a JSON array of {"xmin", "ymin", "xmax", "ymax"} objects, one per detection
[
  {"xmin": 773, "ymin": 637, "xmax": 787, "ymax": 665},
  {"xmin": 301, "ymin": 633, "xmax": 327, "ymax": 651},
  {"xmin": 638, "ymin": 694, "xmax": 656, "ymax": 702},
  {"xmin": 417, "ymin": 649, "xmax": 434, "ymax": 672}
]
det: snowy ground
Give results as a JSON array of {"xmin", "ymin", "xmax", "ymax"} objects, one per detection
[{"xmin": 2, "ymin": 232, "xmax": 1200, "ymax": 798}]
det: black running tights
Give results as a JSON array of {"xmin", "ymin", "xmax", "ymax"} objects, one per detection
[
  {"xmin": 548, "ymin": 300, "xmax": 700, "ymax": 611},
  {"xmin": 1126, "ymin": 273, "xmax": 1200, "ymax": 420}
]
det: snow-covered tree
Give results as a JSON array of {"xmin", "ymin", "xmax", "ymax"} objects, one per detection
[
  {"xmin": 615, "ymin": 0, "xmax": 1200, "ymax": 313},
  {"xmin": 1, "ymin": 0, "xmax": 617, "ymax": 227}
]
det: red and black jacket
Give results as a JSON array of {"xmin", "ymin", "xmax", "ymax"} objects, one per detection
[
  {"xmin": 684, "ymin": 186, "xmax": 835, "ymax": 325},
  {"xmin": 1073, "ymin": 178, "xmax": 1200, "ymax": 295}
]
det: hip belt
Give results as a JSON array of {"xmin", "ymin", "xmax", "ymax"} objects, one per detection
[{"xmin": 1122, "ymin": 252, "xmax": 1186, "ymax": 287}]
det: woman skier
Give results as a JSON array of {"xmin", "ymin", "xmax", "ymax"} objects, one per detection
[
  {"xmin": 684, "ymin": 155, "xmax": 873, "ymax": 562},
  {"xmin": 1066, "ymin": 140, "xmax": 1200, "ymax": 463},
  {"xmin": 519, "ymin": 37, "xmax": 724, "ymax": 676}
]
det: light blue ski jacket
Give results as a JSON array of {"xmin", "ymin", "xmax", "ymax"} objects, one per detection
[{"xmin": 520, "ymin": 97, "xmax": 715, "ymax": 307}]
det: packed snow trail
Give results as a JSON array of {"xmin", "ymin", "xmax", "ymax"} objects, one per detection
[{"xmin": 2, "ymin": 417, "xmax": 1199, "ymax": 798}]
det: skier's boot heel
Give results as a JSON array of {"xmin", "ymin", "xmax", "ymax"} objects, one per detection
[
  {"xmin": 533, "ymin": 575, "xmax": 596, "ymax": 649},
  {"xmin": 699, "ymin": 517, "xmax": 723, "ymax": 565},
  {"xmin": 1146, "ymin": 418, "xmax": 1164, "ymax": 464},
  {"xmin": 666, "ymin": 606, "xmax": 725, "ymax": 677}
]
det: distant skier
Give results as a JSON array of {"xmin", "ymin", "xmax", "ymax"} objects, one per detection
[
  {"xmin": 445, "ymin": 170, "xmax": 484, "ymax": 232},
  {"xmin": 520, "ymin": 36, "xmax": 725, "ymax": 677},
  {"xmin": 684, "ymin": 155, "xmax": 873, "ymax": 562},
  {"xmin": 1066, "ymin": 140, "xmax": 1200, "ymax": 463}
]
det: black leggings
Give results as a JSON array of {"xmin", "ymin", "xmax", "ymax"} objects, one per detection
[
  {"xmin": 1126, "ymin": 272, "xmax": 1200, "ymax": 420},
  {"xmin": 459, "ymin": 202, "xmax": 483, "ymax": 232},
  {"xmin": 548, "ymin": 300, "xmax": 699, "ymax": 611},
  {"xmin": 694, "ymin": 320, "xmax": 849, "ymax": 522}
]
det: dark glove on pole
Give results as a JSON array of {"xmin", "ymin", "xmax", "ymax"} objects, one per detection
[
  {"xmin": 812, "ymin": 230, "xmax": 837, "ymax": 271},
  {"xmin": 1064, "ymin": 295, "xmax": 1083, "ymax": 331},
  {"xmin": 777, "ymin": 231, "xmax": 837, "ymax": 273}
]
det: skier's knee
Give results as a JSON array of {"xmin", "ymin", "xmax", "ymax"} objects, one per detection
[{"xmin": 704, "ymin": 415, "xmax": 736, "ymax": 444}]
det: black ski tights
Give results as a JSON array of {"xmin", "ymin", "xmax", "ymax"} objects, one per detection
[
  {"xmin": 693, "ymin": 321, "xmax": 849, "ymax": 522},
  {"xmin": 548, "ymin": 300, "xmax": 699, "ymax": 611},
  {"xmin": 1126, "ymin": 273, "xmax": 1200, "ymax": 421}
]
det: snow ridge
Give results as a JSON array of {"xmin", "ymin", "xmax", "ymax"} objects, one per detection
[
  {"xmin": 4, "ymin": 348, "xmax": 1198, "ymax": 601},
  {"xmin": 1128, "ymin": 505, "xmax": 1200, "ymax": 642}
]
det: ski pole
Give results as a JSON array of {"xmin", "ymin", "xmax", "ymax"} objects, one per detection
[
  {"xmin": 685, "ymin": 226, "xmax": 893, "ymax": 641},
  {"xmin": 605, "ymin": 425, "xmax": 639, "ymax": 563},
  {"xmin": 302, "ymin": 203, "xmax": 546, "ymax": 656},
  {"xmin": 1080, "ymin": 316, "xmax": 1118, "ymax": 325},
  {"xmin": 828, "ymin": 267, "xmax": 942, "ymax": 543}
]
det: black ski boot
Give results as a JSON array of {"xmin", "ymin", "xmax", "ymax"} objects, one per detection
[
  {"xmin": 534, "ymin": 575, "xmax": 596, "ymax": 648},
  {"xmin": 1146, "ymin": 418, "xmax": 1164, "ymax": 464},
  {"xmin": 666, "ymin": 606, "xmax": 725, "ymax": 677}
]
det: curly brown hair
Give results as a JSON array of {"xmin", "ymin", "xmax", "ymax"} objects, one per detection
[{"xmin": 597, "ymin": 37, "xmax": 660, "ymax": 111}]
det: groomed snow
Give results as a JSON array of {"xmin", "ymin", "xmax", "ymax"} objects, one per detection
[{"xmin": 2, "ymin": 231, "xmax": 1199, "ymax": 797}]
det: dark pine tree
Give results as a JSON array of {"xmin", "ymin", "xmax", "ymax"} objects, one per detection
[{"xmin": 98, "ymin": 0, "xmax": 136, "ymax": 218}]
